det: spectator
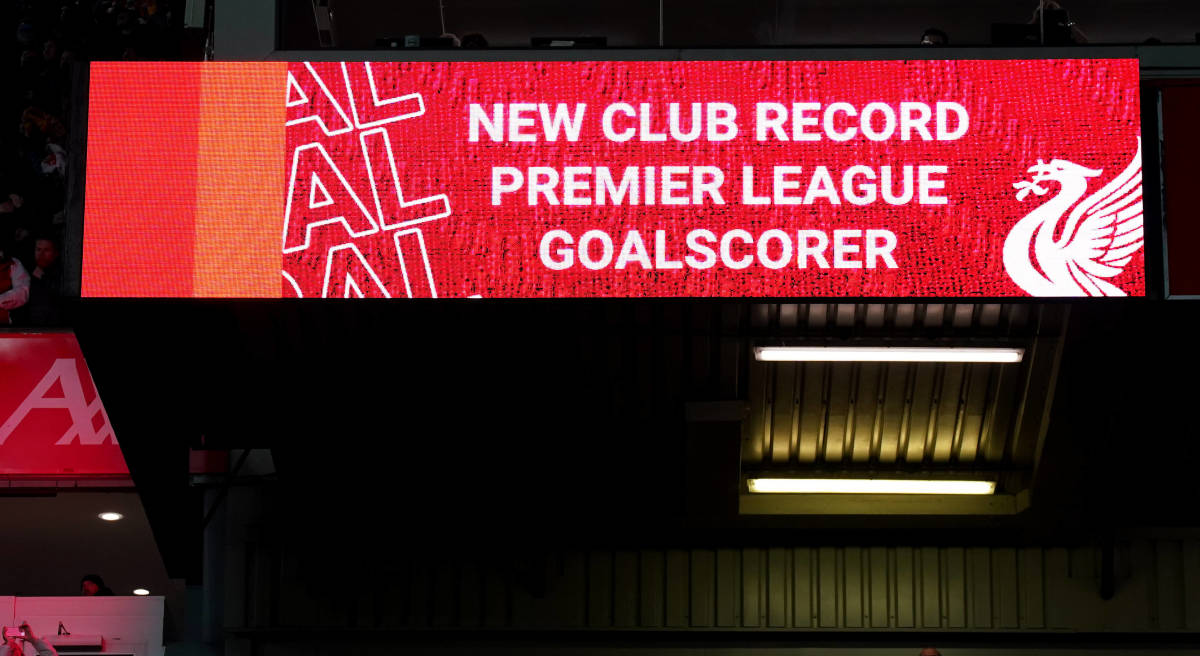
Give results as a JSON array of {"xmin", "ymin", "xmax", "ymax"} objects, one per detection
[
  {"xmin": 2, "ymin": 0, "xmax": 153, "ymax": 318},
  {"xmin": 0, "ymin": 243, "xmax": 30, "ymax": 323},
  {"xmin": 920, "ymin": 28, "xmax": 948, "ymax": 46},
  {"xmin": 1029, "ymin": 1, "xmax": 1088, "ymax": 44},
  {"xmin": 0, "ymin": 623, "xmax": 58, "ymax": 656},
  {"xmin": 12, "ymin": 235, "xmax": 62, "ymax": 326},
  {"xmin": 461, "ymin": 32, "xmax": 489, "ymax": 48},
  {"xmin": 16, "ymin": 21, "xmax": 37, "ymax": 49},
  {"xmin": 30, "ymin": 236, "xmax": 60, "ymax": 280},
  {"xmin": 0, "ymin": 1, "xmax": 183, "ymax": 329},
  {"xmin": 41, "ymin": 143, "xmax": 66, "ymax": 178},
  {"xmin": 1, "ymin": 187, "xmax": 46, "ymax": 267},
  {"xmin": 80, "ymin": 574, "xmax": 115, "ymax": 596},
  {"xmin": 0, "ymin": 190, "xmax": 30, "ymax": 229}
]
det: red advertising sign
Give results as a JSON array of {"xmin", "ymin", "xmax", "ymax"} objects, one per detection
[
  {"xmin": 83, "ymin": 59, "xmax": 1144, "ymax": 298},
  {"xmin": 0, "ymin": 333, "xmax": 127, "ymax": 476}
]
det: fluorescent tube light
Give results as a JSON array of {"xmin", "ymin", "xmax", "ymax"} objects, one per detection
[
  {"xmin": 753, "ymin": 346, "xmax": 1023, "ymax": 364},
  {"xmin": 747, "ymin": 478, "xmax": 996, "ymax": 495},
  {"xmin": 98, "ymin": 512, "xmax": 124, "ymax": 521}
]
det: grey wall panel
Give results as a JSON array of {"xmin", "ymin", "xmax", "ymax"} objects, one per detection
[
  {"xmin": 613, "ymin": 551, "xmax": 639, "ymax": 628},
  {"xmin": 562, "ymin": 552, "xmax": 588, "ymax": 628},
  {"xmin": 744, "ymin": 548, "xmax": 764, "ymax": 628},
  {"xmin": 894, "ymin": 547, "xmax": 915, "ymax": 629},
  {"xmin": 432, "ymin": 563, "xmax": 455, "ymax": 627},
  {"xmin": 768, "ymin": 548, "xmax": 789, "ymax": 628},
  {"xmin": 844, "ymin": 547, "xmax": 864, "ymax": 629},
  {"xmin": 868, "ymin": 547, "xmax": 888, "ymax": 629},
  {"xmin": 968, "ymin": 548, "xmax": 991, "ymax": 630},
  {"xmin": 641, "ymin": 550, "xmax": 665, "ymax": 628},
  {"xmin": 793, "ymin": 548, "xmax": 813, "ymax": 629},
  {"xmin": 992, "ymin": 549, "xmax": 1019, "ymax": 629},
  {"xmin": 1185, "ymin": 541, "xmax": 1200, "ymax": 630},
  {"xmin": 717, "ymin": 549, "xmax": 740, "ymax": 627},
  {"xmin": 483, "ymin": 567, "xmax": 508, "ymax": 628},
  {"xmin": 690, "ymin": 549, "xmax": 715, "ymax": 628},
  {"xmin": 1019, "ymin": 548, "xmax": 1045, "ymax": 630},
  {"xmin": 944, "ymin": 547, "xmax": 966, "ymax": 629},
  {"xmin": 919, "ymin": 547, "xmax": 940, "ymax": 628},
  {"xmin": 229, "ymin": 538, "xmax": 1200, "ymax": 634},
  {"xmin": 1045, "ymin": 548, "xmax": 1088, "ymax": 630},
  {"xmin": 666, "ymin": 550, "xmax": 690, "ymax": 628},
  {"xmin": 817, "ymin": 548, "xmax": 837, "ymax": 628},
  {"xmin": 1156, "ymin": 541, "xmax": 1185, "ymax": 630},
  {"xmin": 587, "ymin": 551, "xmax": 613, "ymax": 628}
]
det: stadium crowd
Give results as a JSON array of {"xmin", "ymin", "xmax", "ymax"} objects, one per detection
[{"xmin": 0, "ymin": 1, "xmax": 183, "ymax": 324}]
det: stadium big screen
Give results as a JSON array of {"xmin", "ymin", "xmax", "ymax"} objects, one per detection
[{"xmin": 82, "ymin": 59, "xmax": 1144, "ymax": 299}]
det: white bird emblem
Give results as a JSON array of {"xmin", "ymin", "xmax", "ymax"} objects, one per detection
[{"xmin": 1003, "ymin": 139, "xmax": 1144, "ymax": 296}]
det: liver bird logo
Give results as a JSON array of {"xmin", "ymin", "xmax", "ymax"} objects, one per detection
[{"xmin": 1003, "ymin": 139, "xmax": 1144, "ymax": 296}]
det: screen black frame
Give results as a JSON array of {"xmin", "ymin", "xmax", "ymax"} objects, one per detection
[{"xmin": 69, "ymin": 48, "xmax": 1167, "ymax": 302}]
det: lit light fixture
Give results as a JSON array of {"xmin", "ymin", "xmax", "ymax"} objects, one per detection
[
  {"xmin": 747, "ymin": 478, "xmax": 996, "ymax": 495},
  {"xmin": 132, "ymin": 589, "xmax": 150, "ymax": 596},
  {"xmin": 753, "ymin": 346, "xmax": 1023, "ymax": 364},
  {"xmin": 98, "ymin": 512, "xmax": 124, "ymax": 521}
]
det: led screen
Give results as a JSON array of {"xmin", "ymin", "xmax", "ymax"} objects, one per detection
[{"xmin": 82, "ymin": 59, "xmax": 1144, "ymax": 298}]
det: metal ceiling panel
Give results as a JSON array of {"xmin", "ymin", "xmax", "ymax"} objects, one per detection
[
  {"xmin": 739, "ymin": 304, "xmax": 1066, "ymax": 511},
  {"xmin": 744, "ymin": 359, "xmax": 1024, "ymax": 467}
]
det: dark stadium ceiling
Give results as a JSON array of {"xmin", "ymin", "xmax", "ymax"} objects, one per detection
[{"xmin": 72, "ymin": 297, "xmax": 1200, "ymax": 582}]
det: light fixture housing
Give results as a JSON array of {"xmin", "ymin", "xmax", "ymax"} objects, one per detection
[
  {"xmin": 753, "ymin": 346, "xmax": 1023, "ymax": 364},
  {"xmin": 746, "ymin": 477, "xmax": 997, "ymax": 495},
  {"xmin": 132, "ymin": 589, "xmax": 150, "ymax": 596},
  {"xmin": 98, "ymin": 512, "xmax": 124, "ymax": 521}
]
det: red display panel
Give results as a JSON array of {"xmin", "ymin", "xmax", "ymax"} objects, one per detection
[
  {"xmin": 0, "ymin": 333, "xmax": 127, "ymax": 476},
  {"xmin": 83, "ymin": 59, "xmax": 1145, "ymax": 298}
]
